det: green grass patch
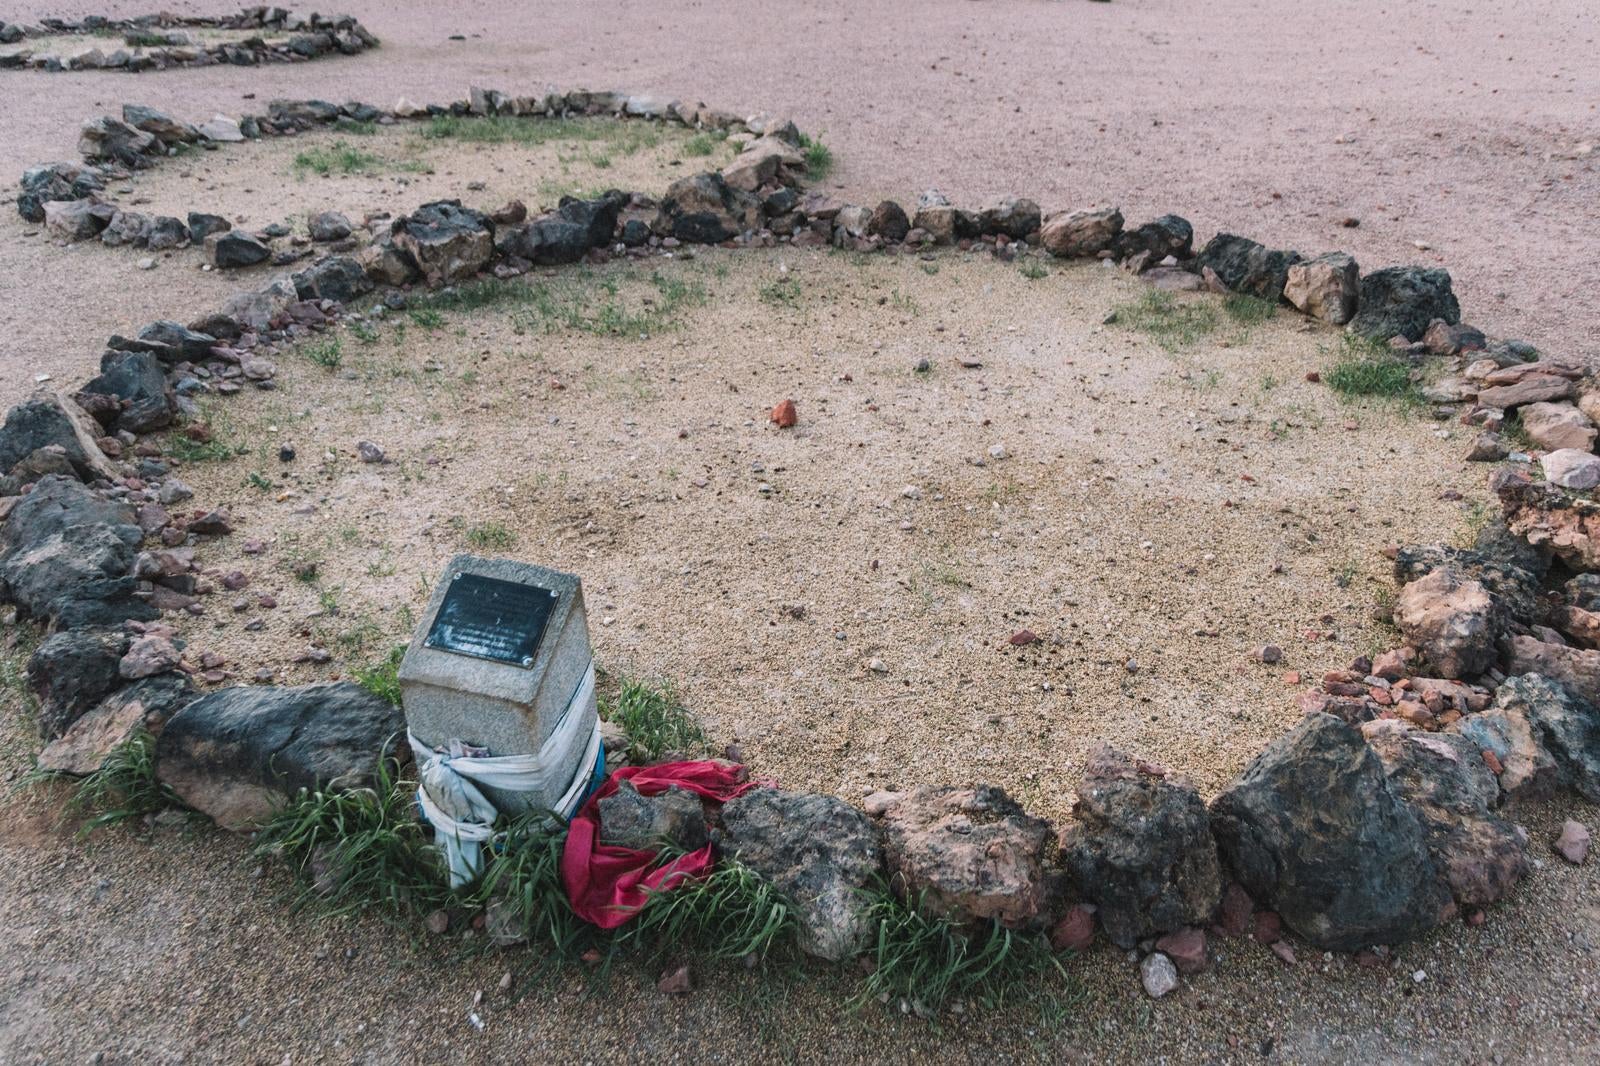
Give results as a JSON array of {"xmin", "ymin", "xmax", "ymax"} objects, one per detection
[
  {"xmin": 1019, "ymin": 260, "xmax": 1050, "ymax": 281},
  {"xmin": 681, "ymin": 130, "xmax": 727, "ymax": 157},
  {"xmin": 293, "ymin": 141, "xmax": 385, "ymax": 177},
  {"xmin": 353, "ymin": 646, "xmax": 406, "ymax": 708},
  {"xmin": 58, "ymin": 730, "xmax": 179, "ymax": 837},
  {"xmin": 465, "ymin": 521, "xmax": 516, "ymax": 550},
  {"xmin": 799, "ymin": 133, "xmax": 833, "ymax": 180},
  {"xmin": 759, "ymin": 275, "xmax": 803, "ymax": 307},
  {"xmin": 1107, "ymin": 289, "xmax": 1219, "ymax": 350},
  {"xmin": 421, "ymin": 115, "xmax": 665, "ymax": 158},
  {"xmin": 1222, "ymin": 292, "xmax": 1279, "ymax": 325},
  {"xmin": 1323, "ymin": 337, "xmax": 1420, "ymax": 405},
  {"xmin": 303, "ymin": 336, "xmax": 344, "ymax": 370},
  {"xmin": 615, "ymin": 854, "xmax": 796, "ymax": 962},
  {"xmin": 602, "ymin": 676, "xmax": 707, "ymax": 763},
  {"xmin": 510, "ymin": 270, "xmax": 708, "ymax": 338}
]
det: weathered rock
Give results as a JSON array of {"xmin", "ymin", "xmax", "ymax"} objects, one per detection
[
  {"xmin": 1283, "ymin": 252, "xmax": 1360, "ymax": 325},
  {"xmin": 1140, "ymin": 952, "xmax": 1179, "ymax": 998},
  {"xmin": 120, "ymin": 633, "xmax": 182, "ymax": 679},
  {"xmin": 155, "ymin": 682, "xmax": 405, "ymax": 831},
  {"xmin": 307, "ymin": 210, "xmax": 353, "ymax": 242},
  {"xmin": 1040, "ymin": 206, "xmax": 1123, "ymax": 258},
  {"xmin": 77, "ymin": 115, "xmax": 157, "ymax": 166},
  {"xmin": 393, "ymin": 200, "xmax": 494, "ymax": 285},
  {"xmin": 1348, "ymin": 266, "xmax": 1460, "ymax": 342},
  {"xmin": 27, "ymin": 628, "xmax": 127, "ymax": 740},
  {"xmin": 717, "ymin": 788, "xmax": 884, "ymax": 961},
  {"xmin": 1521, "ymin": 402, "xmax": 1597, "ymax": 453},
  {"xmin": 1049, "ymin": 902, "xmax": 1097, "ymax": 952},
  {"xmin": 979, "ymin": 198, "xmax": 1041, "ymax": 240},
  {"xmin": 18, "ymin": 162, "xmax": 104, "ymax": 223},
  {"xmin": 144, "ymin": 215, "xmax": 188, "ymax": 251},
  {"xmin": 1111, "ymin": 214, "xmax": 1193, "ymax": 263},
  {"xmin": 1209, "ymin": 714, "xmax": 1448, "ymax": 950},
  {"xmin": 1392, "ymin": 567, "xmax": 1500, "ymax": 679},
  {"xmin": 36, "ymin": 673, "xmax": 196, "ymax": 776},
  {"xmin": 1467, "ymin": 431, "xmax": 1509, "ymax": 463},
  {"xmin": 866, "ymin": 200, "xmax": 911, "ymax": 243},
  {"xmin": 1479, "ymin": 375, "xmax": 1576, "ymax": 410},
  {"xmin": 1391, "ymin": 533, "xmax": 1543, "ymax": 626},
  {"xmin": 187, "ymin": 211, "xmax": 231, "ymax": 243},
  {"xmin": 653, "ymin": 172, "xmax": 760, "ymax": 243},
  {"xmin": 1423, "ymin": 320, "xmax": 1487, "ymax": 356},
  {"xmin": 1363, "ymin": 721, "xmax": 1527, "ymax": 907},
  {"xmin": 358, "ymin": 225, "xmax": 421, "ymax": 286},
  {"xmin": 0, "ymin": 475, "xmax": 156, "ymax": 630},
  {"xmin": 98, "ymin": 210, "xmax": 150, "ymax": 248},
  {"xmin": 1059, "ymin": 746, "xmax": 1221, "ymax": 949},
  {"xmin": 879, "ymin": 784, "xmax": 1060, "ymax": 928},
  {"xmin": 558, "ymin": 193, "xmax": 625, "ymax": 248},
  {"xmin": 206, "ymin": 229, "xmax": 271, "ymax": 269},
  {"xmin": 292, "ymin": 256, "xmax": 370, "ymax": 304},
  {"xmin": 1153, "ymin": 927, "xmax": 1208, "ymax": 975},
  {"xmin": 195, "ymin": 115, "xmax": 244, "ymax": 143},
  {"xmin": 1540, "ymin": 449, "xmax": 1600, "ymax": 491},
  {"xmin": 1464, "ymin": 672, "xmax": 1600, "ymax": 802},
  {"xmin": 0, "ymin": 391, "xmax": 118, "ymax": 483},
  {"xmin": 597, "ymin": 780, "xmax": 708, "ymax": 851},
  {"xmin": 1454, "ymin": 700, "xmax": 1560, "ymax": 803},
  {"xmin": 1555, "ymin": 820, "xmax": 1591, "ymax": 864},
  {"xmin": 43, "ymin": 198, "xmax": 115, "ymax": 241},
  {"xmin": 721, "ymin": 134, "xmax": 805, "ymax": 192},
  {"xmin": 122, "ymin": 104, "xmax": 197, "ymax": 145},
  {"xmin": 912, "ymin": 190, "xmax": 960, "ymax": 245},
  {"xmin": 219, "ymin": 277, "xmax": 299, "ymax": 332},
  {"xmin": 78, "ymin": 350, "xmax": 175, "ymax": 435},
  {"xmin": 1191, "ymin": 233, "xmax": 1301, "ymax": 301}
]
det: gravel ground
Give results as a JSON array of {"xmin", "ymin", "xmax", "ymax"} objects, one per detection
[{"xmin": 2, "ymin": 2, "xmax": 1599, "ymax": 1061}]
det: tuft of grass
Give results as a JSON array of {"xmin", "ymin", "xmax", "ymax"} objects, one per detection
[
  {"xmin": 856, "ymin": 886, "xmax": 1070, "ymax": 1017},
  {"xmin": 1107, "ymin": 289, "xmax": 1219, "ymax": 351},
  {"xmin": 614, "ymin": 854, "xmax": 796, "ymax": 961},
  {"xmin": 465, "ymin": 521, "xmax": 516, "ymax": 550},
  {"xmin": 408, "ymin": 308, "xmax": 445, "ymax": 329},
  {"xmin": 476, "ymin": 812, "xmax": 588, "ymax": 954},
  {"xmin": 333, "ymin": 118, "xmax": 378, "ymax": 136},
  {"xmin": 355, "ymin": 646, "xmax": 405, "ymax": 705},
  {"xmin": 511, "ymin": 270, "xmax": 707, "ymax": 338},
  {"xmin": 254, "ymin": 759, "xmax": 451, "ymax": 917},
  {"xmin": 759, "ymin": 275, "xmax": 803, "ymax": 307},
  {"xmin": 1019, "ymin": 259, "xmax": 1050, "ymax": 281},
  {"xmin": 798, "ymin": 133, "xmax": 833, "ymax": 180},
  {"xmin": 681, "ymin": 130, "xmax": 726, "ymax": 157},
  {"xmin": 421, "ymin": 115, "xmax": 664, "ymax": 157},
  {"xmin": 1324, "ymin": 336, "xmax": 1420, "ymax": 404},
  {"xmin": 303, "ymin": 336, "xmax": 344, "ymax": 370},
  {"xmin": 1222, "ymin": 292, "xmax": 1279, "ymax": 325},
  {"xmin": 59, "ymin": 730, "xmax": 179, "ymax": 836},
  {"xmin": 602, "ymin": 677, "xmax": 707, "ymax": 763},
  {"xmin": 293, "ymin": 141, "xmax": 384, "ymax": 177}
]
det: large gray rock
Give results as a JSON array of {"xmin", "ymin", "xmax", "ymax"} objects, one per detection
[
  {"xmin": 1209, "ymin": 714, "xmax": 1448, "ymax": 950},
  {"xmin": 27, "ymin": 628, "xmax": 127, "ymax": 740},
  {"xmin": 1060, "ymin": 746, "xmax": 1222, "ymax": 949},
  {"xmin": 1392, "ymin": 566, "xmax": 1501, "ymax": 679},
  {"xmin": 879, "ymin": 784, "xmax": 1061, "ymax": 929},
  {"xmin": 1192, "ymin": 233, "xmax": 1302, "ymax": 301},
  {"xmin": 18, "ymin": 162, "xmax": 104, "ymax": 223},
  {"xmin": 1284, "ymin": 252, "xmax": 1360, "ymax": 325},
  {"xmin": 1040, "ymin": 206, "xmax": 1123, "ymax": 258},
  {"xmin": 1111, "ymin": 214, "xmax": 1193, "ymax": 263},
  {"xmin": 77, "ymin": 115, "xmax": 158, "ymax": 167},
  {"xmin": 0, "ymin": 476, "xmax": 156, "ymax": 630},
  {"xmin": 394, "ymin": 200, "xmax": 494, "ymax": 285},
  {"xmin": 717, "ymin": 788, "xmax": 884, "ymax": 961},
  {"xmin": 1348, "ymin": 266, "xmax": 1460, "ymax": 342},
  {"xmin": 219, "ymin": 277, "xmax": 299, "ymax": 332},
  {"xmin": 1364, "ymin": 721, "xmax": 1527, "ymax": 907},
  {"xmin": 78, "ymin": 350, "xmax": 175, "ymax": 434},
  {"xmin": 1391, "ymin": 535, "xmax": 1544, "ymax": 626},
  {"xmin": 0, "ymin": 391, "xmax": 119, "ymax": 483},
  {"xmin": 122, "ymin": 104, "xmax": 198, "ymax": 145},
  {"xmin": 597, "ymin": 780, "xmax": 707, "ymax": 851},
  {"xmin": 1481, "ymin": 673, "xmax": 1600, "ymax": 802},
  {"xmin": 980, "ymin": 197, "xmax": 1042, "ymax": 240},
  {"xmin": 43, "ymin": 198, "xmax": 115, "ymax": 241},
  {"xmin": 292, "ymin": 256, "xmax": 370, "ymax": 304},
  {"xmin": 156, "ymin": 682, "xmax": 405, "ymax": 831},
  {"xmin": 206, "ymin": 229, "xmax": 271, "ymax": 269}
]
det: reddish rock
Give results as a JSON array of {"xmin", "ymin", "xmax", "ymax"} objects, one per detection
[
  {"xmin": 1372, "ymin": 647, "xmax": 1414, "ymax": 681},
  {"xmin": 1153, "ymin": 927, "xmax": 1208, "ymax": 975},
  {"xmin": 1049, "ymin": 903, "xmax": 1096, "ymax": 953},
  {"xmin": 1251, "ymin": 910, "xmax": 1282, "ymax": 945},
  {"xmin": 1008, "ymin": 629, "xmax": 1038, "ymax": 646},
  {"xmin": 1269, "ymin": 940, "xmax": 1297, "ymax": 965},
  {"xmin": 770, "ymin": 399, "xmax": 798, "ymax": 428},
  {"xmin": 1217, "ymin": 882, "xmax": 1253, "ymax": 938},
  {"xmin": 656, "ymin": 964, "xmax": 693, "ymax": 995}
]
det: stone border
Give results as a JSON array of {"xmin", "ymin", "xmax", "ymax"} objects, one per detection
[
  {"xmin": 5, "ymin": 85, "xmax": 1598, "ymax": 1002},
  {"xmin": 0, "ymin": 8, "xmax": 377, "ymax": 73}
]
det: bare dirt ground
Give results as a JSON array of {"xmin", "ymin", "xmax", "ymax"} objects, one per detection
[{"xmin": 2, "ymin": 2, "xmax": 1600, "ymax": 1063}]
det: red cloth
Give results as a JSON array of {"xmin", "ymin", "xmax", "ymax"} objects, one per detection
[{"xmin": 560, "ymin": 760, "xmax": 761, "ymax": 929}]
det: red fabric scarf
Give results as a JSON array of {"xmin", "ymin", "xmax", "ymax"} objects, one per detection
[{"xmin": 560, "ymin": 760, "xmax": 760, "ymax": 929}]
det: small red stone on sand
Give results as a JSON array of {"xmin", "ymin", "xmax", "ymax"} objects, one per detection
[
  {"xmin": 1009, "ymin": 629, "xmax": 1038, "ymax": 646},
  {"xmin": 1282, "ymin": 671, "xmax": 1302, "ymax": 685},
  {"xmin": 1465, "ymin": 909, "xmax": 1487, "ymax": 927},
  {"xmin": 1217, "ymin": 882, "xmax": 1253, "ymax": 938},
  {"xmin": 1049, "ymin": 903, "xmax": 1096, "ymax": 953},
  {"xmin": 1305, "ymin": 371, "xmax": 1321, "ymax": 383},
  {"xmin": 770, "ymin": 399, "xmax": 798, "ymax": 428},
  {"xmin": 1555, "ymin": 820, "xmax": 1591, "ymax": 865},
  {"xmin": 1270, "ymin": 940, "xmax": 1297, "ymax": 965},
  {"xmin": 1252, "ymin": 910, "xmax": 1282, "ymax": 945},
  {"xmin": 656, "ymin": 964, "xmax": 693, "ymax": 995},
  {"xmin": 1155, "ymin": 927, "xmax": 1209, "ymax": 975}
]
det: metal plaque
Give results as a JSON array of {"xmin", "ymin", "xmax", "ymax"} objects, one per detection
[{"xmin": 423, "ymin": 572, "xmax": 557, "ymax": 667}]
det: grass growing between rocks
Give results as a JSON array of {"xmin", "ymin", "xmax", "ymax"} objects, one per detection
[
  {"xmin": 421, "ymin": 115, "xmax": 666, "ymax": 159},
  {"xmin": 799, "ymin": 133, "xmax": 834, "ymax": 180},
  {"xmin": 1108, "ymin": 289, "xmax": 1219, "ymax": 351},
  {"xmin": 1324, "ymin": 336, "xmax": 1422, "ymax": 407},
  {"xmin": 58, "ymin": 729, "xmax": 179, "ymax": 837},
  {"xmin": 856, "ymin": 887, "xmax": 1070, "ymax": 1018},
  {"xmin": 354, "ymin": 645, "xmax": 405, "ymax": 705},
  {"xmin": 601, "ymin": 676, "xmax": 708, "ymax": 763}
]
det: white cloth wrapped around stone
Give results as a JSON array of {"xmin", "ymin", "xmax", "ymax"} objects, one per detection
[{"xmin": 407, "ymin": 660, "xmax": 601, "ymax": 886}]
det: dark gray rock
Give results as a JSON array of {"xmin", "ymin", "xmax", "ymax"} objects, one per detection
[
  {"xmin": 1192, "ymin": 233, "xmax": 1302, "ymax": 301},
  {"xmin": 867, "ymin": 200, "xmax": 911, "ymax": 242},
  {"xmin": 652, "ymin": 172, "xmax": 760, "ymax": 244},
  {"xmin": 27, "ymin": 628, "xmax": 128, "ymax": 740},
  {"xmin": 187, "ymin": 211, "xmax": 231, "ymax": 244},
  {"xmin": 144, "ymin": 215, "xmax": 189, "ymax": 251},
  {"xmin": 879, "ymin": 784, "xmax": 1062, "ymax": 929},
  {"xmin": 717, "ymin": 788, "xmax": 884, "ymax": 961},
  {"xmin": 135, "ymin": 320, "xmax": 218, "ymax": 363},
  {"xmin": 496, "ymin": 218, "xmax": 592, "ymax": 266},
  {"xmin": 0, "ymin": 476, "xmax": 156, "ymax": 630},
  {"xmin": 121, "ymin": 104, "xmax": 197, "ymax": 145},
  {"xmin": 619, "ymin": 218, "xmax": 651, "ymax": 247},
  {"xmin": 980, "ymin": 197, "xmax": 1042, "ymax": 239},
  {"xmin": 77, "ymin": 115, "xmax": 158, "ymax": 167},
  {"xmin": 155, "ymin": 682, "xmax": 405, "ymax": 831},
  {"xmin": 1364, "ymin": 721, "xmax": 1527, "ymax": 907},
  {"xmin": 78, "ymin": 350, "xmax": 175, "ymax": 434},
  {"xmin": 98, "ymin": 210, "xmax": 150, "ymax": 248},
  {"xmin": 1112, "ymin": 214, "xmax": 1194, "ymax": 262},
  {"xmin": 597, "ymin": 780, "xmax": 708, "ymax": 851},
  {"xmin": 1060, "ymin": 746, "xmax": 1222, "ymax": 949},
  {"xmin": 557, "ymin": 193, "xmax": 625, "ymax": 247},
  {"xmin": 1209, "ymin": 713, "xmax": 1448, "ymax": 950},
  {"xmin": 207, "ymin": 230, "xmax": 271, "ymax": 269},
  {"xmin": 1391, "ymin": 538, "xmax": 1543, "ymax": 625},
  {"xmin": 266, "ymin": 98, "xmax": 342, "ymax": 127},
  {"xmin": 0, "ymin": 391, "xmax": 117, "ymax": 482},
  {"xmin": 36, "ymin": 673, "xmax": 197, "ymax": 777},
  {"xmin": 292, "ymin": 256, "xmax": 370, "ymax": 304},
  {"xmin": 18, "ymin": 162, "xmax": 104, "ymax": 223},
  {"xmin": 1348, "ymin": 266, "xmax": 1461, "ymax": 342}
]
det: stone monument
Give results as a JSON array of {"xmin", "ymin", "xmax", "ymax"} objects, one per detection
[{"xmin": 398, "ymin": 554, "xmax": 601, "ymax": 816}]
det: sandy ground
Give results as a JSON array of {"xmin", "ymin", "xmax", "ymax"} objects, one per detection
[
  {"xmin": 1, "ymin": 0, "xmax": 1598, "ymax": 408},
  {"xmin": 3, "ymin": 247, "xmax": 1599, "ymax": 1063},
  {"xmin": 1, "ymin": 2, "xmax": 1599, "ymax": 1062}
]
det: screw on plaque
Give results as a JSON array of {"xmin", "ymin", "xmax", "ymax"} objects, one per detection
[{"xmin": 521, "ymin": 656, "xmax": 534, "ymax": 667}]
